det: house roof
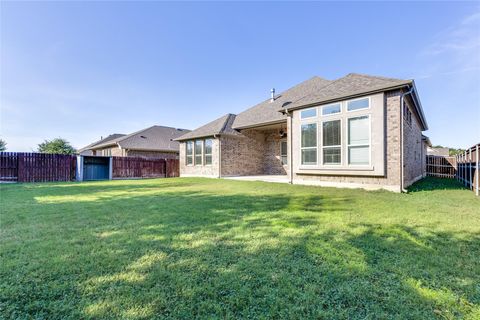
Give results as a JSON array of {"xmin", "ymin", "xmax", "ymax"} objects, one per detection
[
  {"xmin": 231, "ymin": 76, "xmax": 332, "ymax": 129},
  {"xmin": 91, "ymin": 126, "xmax": 190, "ymax": 152},
  {"xmin": 175, "ymin": 114, "xmax": 239, "ymax": 141},
  {"xmin": 282, "ymin": 73, "xmax": 428, "ymax": 131},
  {"xmin": 283, "ymin": 73, "xmax": 412, "ymax": 111},
  {"xmin": 78, "ymin": 134, "xmax": 126, "ymax": 152}
]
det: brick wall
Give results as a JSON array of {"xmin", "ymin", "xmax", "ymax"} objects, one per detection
[
  {"xmin": 220, "ymin": 130, "xmax": 264, "ymax": 176},
  {"xmin": 402, "ymin": 98, "xmax": 424, "ymax": 187},
  {"xmin": 179, "ymin": 139, "xmax": 220, "ymax": 177},
  {"xmin": 220, "ymin": 127, "xmax": 288, "ymax": 176}
]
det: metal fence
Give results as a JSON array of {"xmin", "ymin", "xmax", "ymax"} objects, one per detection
[{"xmin": 455, "ymin": 143, "xmax": 479, "ymax": 196}]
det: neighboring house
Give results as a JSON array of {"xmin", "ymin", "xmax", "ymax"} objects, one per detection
[
  {"xmin": 427, "ymin": 147, "xmax": 449, "ymax": 156},
  {"xmin": 176, "ymin": 73, "xmax": 429, "ymax": 192},
  {"xmin": 78, "ymin": 134, "xmax": 126, "ymax": 156},
  {"xmin": 80, "ymin": 126, "xmax": 190, "ymax": 159}
]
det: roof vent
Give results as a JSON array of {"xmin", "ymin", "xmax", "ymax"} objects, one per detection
[
  {"xmin": 270, "ymin": 88, "xmax": 275, "ymax": 102},
  {"xmin": 140, "ymin": 135, "xmax": 147, "ymax": 139}
]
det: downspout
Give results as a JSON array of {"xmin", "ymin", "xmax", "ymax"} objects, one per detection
[
  {"xmin": 400, "ymin": 87, "xmax": 414, "ymax": 192},
  {"xmin": 286, "ymin": 108, "xmax": 293, "ymax": 184},
  {"xmin": 214, "ymin": 134, "xmax": 221, "ymax": 178}
]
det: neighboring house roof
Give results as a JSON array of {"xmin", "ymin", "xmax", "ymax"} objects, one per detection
[
  {"xmin": 232, "ymin": 76, "xmax": 332, "ymax": 129},
  {"xmin": 175, "ymin": 114, "xmax": 239, "ymax": 141},
  {"xmin": 427, "ymin": 147, "xmax": 449, "ymax": 156},
  {"xmin": 78, "ymin": 134, "xmax": 126, "ymax": 153},
  {"xmin": 91, "ymin": 126, "xmax": 191, "ymax": 152}
]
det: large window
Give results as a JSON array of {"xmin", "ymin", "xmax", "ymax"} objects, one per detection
[
  {"xmin": 301, "ymin": 123, "xmax": 317, "ymax": 165},
  {"xmin": 186, "ymin": 141, "xmax": 193, "ymax": 165},
  {"xmin": 194, "ymin": 140, "xmax": 203, "ymax": 165},
  {"xmin": 281, "ymin": 141, "xmax": 287, "ymax": 165},
  {"xmin": 322, "ymin": 120, "xmax": 341, "ymax": 164},
  {"xmin": 347, "ymin": 97, "xmax": 369, "ymax": 111},
  {"xmin": 348, "ymin": 116, "xmax": 370, "ymax": 165},
  {"xmin": 204, "ymin": 139, "xmax": 213, "ymax": 165}
]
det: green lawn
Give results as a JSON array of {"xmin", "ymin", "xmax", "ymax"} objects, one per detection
[{"xmin": 0, "ymin": 177, "xmax": 479, "ymax": 319}]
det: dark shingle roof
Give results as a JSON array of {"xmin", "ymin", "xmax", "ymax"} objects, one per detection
[
  {"xmin": 78, "ymin": 134, "xmax": 126, "ymax": 152},
  {"xmin": 285, "ymin": 73, "xmax": 412, "ymax": 110},
  {"xmin": 175, "ymin": 114, "xmax": 239, "ymax": 141},
  {"xmin": 232, "ymin": 76, "xmax": 332, "ymax": 129},
  {"xmin": 92, "ymin": 126, "xmax": 190, "ymax": 152}
]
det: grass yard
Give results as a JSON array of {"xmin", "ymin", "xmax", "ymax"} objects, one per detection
[{"xmin": 0, "ymin": 177, "xmax": 479, "ymax": 319}]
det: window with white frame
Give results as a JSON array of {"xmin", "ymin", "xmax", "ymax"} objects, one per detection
[
  {"xmin": 204, "ymin": 139, "xmax": 212, "ymax": 165},
  {"xmin": 300, "ymin": 108, "xmax": 317, "ymax": 119},
  {"xmin": 322, "ymin": 103, "xmax": 341, "ymax": 116},
  {"xmin": 348, "ymin": 116, "xmax": 370, "ymax": 165},
  {"xmin": 301, "ymin": 123, "xmax": 317, "ymax": 165},
  {"xmin": 322, "ymin": 120, "xmax": 341, "ymax": 164},
  {"xmin": 186, "ymin": 141, "xmax": 193, "ymax": 165},
  {"xmin": 281, "ymin": 141, "xmax": 287, "ymax": 165},
  {"xmin": 194, "ymin": 140, "xmax": 203, "ymax": 165},
  {"xmin": 347, "ymin": 97, "xmax": 369, "ymax": 111}
]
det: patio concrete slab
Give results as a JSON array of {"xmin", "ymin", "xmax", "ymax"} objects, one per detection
[{"xmin": 223, "ymin": 175, "xmax": 289, "ymax": 184}]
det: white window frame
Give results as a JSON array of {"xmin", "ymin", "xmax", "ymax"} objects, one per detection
[
  {"xmin": 194, "ymin": 140, "xmax": 203, "ymax": 166},
  {"xmin": 300, "ymin": 121, "xmax": 318, "ymax": 166},
  {"xmin": 346, "ymin": 115, "xmax": 371, "ymax": 166},
  {"xmin": 300, "ymin": 107, "xmax": 318, "ymax": 119},
  {"xmin": 346, "ymin": 96, "xmax": 370, "ymax": 113},
  {"xmin": 321, "ymin": 103, "xmax": 342, "ymax": 116},
  {"xmin": 204, "ymin": 139, "xmax": 213, "ymax": 166},
  {"xmin": 321, "ymin": 118, "xmax": 342, "ymax": 166},
  {"xmin": 186, "ymin": 141, "xmax": 194, "ymax": 166}
]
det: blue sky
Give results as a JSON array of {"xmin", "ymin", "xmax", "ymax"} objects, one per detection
[{"xmin": 1, "ymin": 1, "xmax": 479, "ymax": 151}]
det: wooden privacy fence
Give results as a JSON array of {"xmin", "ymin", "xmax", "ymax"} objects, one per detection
[
  {"xmin": 426, "ymin": 155, "xmax": 457, "ymax": 178},
  {"xmin": 0, "ymin": 152, "xmax": 76, "ymax": 182},
  {"xmin": 112, "ymin": 157, "xmax": 179, "ymax": 179},
  {"xmin": 1, "ymin": 153, "xmax": 180, "ymax": 183},
  {"xmin": 455, "ymin": 143, "xmax": 479, "ymax": 196}
]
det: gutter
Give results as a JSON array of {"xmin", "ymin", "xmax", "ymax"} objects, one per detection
[
  {"xmin": 214, "ymin": 134, "xmax": 221, "ymax": 178},
  {"xmin": 286, "ymin": 108, "xmax": 294, "ymax": 184},
  {"xmin": 400, "ymin": 86, "xmax": 414, "ymax": 193},
  {"xmin": 232, "ymin": 119, "xmax": 287, "ymax": 131}
]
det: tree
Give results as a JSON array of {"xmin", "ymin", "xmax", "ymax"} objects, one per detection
[
  {"xmin": 38, "ymin": 138, "xmax": 76, "ymax": 155},
  {"xmin": 0, "ymin": 139, "xmax": 6, "ymax": 152}
]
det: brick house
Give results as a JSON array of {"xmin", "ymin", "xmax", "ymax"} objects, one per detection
[
  {"xmin": 79, "ymin": 125, "xmax": 190, "ymax": 159},
  {"xmin": 175, "ymin": 74, "xmax": 429, "ymax": 192}
]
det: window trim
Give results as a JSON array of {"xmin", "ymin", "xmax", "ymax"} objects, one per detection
[
  {"xmin": 194, "ymin": 140, "xmax": 203, "ymax": 166},
  {"xmin": 346, "ymin": 96, "xmax": 370, "ymax": 113},
  {"xmin": 300, "ymin": 107, "xmax": 318, "ymax": 120},
  {"xmin": 346, "ymin": 115, "xmax": 371, "ymax": 166},
  {"xmin": 300, "ymin": 121, "xmax": 318, "ymax": 166},
  {"xmin": 321, "ymin": 102, "xmax": 342, "ymax": 117},
  {"xmin": 321, "ymin": 118, "xmax": 342, "ymax": 166},
  {"xmin": 204, "ymin": 139, "xmax": 213, "ymax": 166},
  {"xmin": 186, "ymin": 141, "xmax": 194, "ymax": 166}
]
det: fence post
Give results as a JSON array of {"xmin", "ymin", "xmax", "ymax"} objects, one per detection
[{"xmin": 17, "ymin": 153, "xmax": 24, "ymax": 182}]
